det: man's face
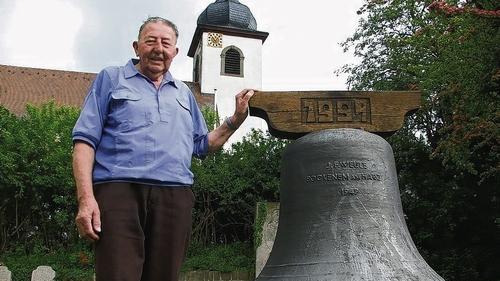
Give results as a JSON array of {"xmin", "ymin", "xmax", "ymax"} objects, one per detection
[{"xmin": 133, "ymin": 22, "xmax": 178, "ymax": 80}]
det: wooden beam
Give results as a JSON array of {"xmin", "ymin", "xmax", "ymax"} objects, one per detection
[{"xmin": 249, "ymin": 91, "xmax": 421, "ymax": 139}]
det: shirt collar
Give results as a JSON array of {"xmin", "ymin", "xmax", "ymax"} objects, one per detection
[{"xmin": 124, "ymin": 59, "xmax": 178, "ymax": 88}]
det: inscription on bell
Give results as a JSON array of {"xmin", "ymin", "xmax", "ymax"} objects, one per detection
[
  {"xmin": 326, "ymin": 161, "xmax": 368, "ymax": 170},
  {"xmin": 305, "ymin": 173, "xmax": 382, "ymax": 183},
  {"xmin": 304, "ymin": 159, "xmax": 382, "ymax": 184},
  {"xmin": 340, "ymin": 188, "xmax": 360, "ymax": 196},
  {"xmin": 301, "ymin": 98, "xmax": 371, "ymax": 124}
]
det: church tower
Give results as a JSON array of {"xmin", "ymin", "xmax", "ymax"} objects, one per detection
[{"xmin": 188, "ymin": 0, "xmax": 269, "ymax": 146}]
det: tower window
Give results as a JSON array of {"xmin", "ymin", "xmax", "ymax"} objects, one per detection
[{"xmin": 221, "ymin": 46, "xmax": 244, "ymax": 77}]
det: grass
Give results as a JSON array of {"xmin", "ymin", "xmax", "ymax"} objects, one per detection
[
  {"xmin": 0, "ymin": 243, "xmax": 94, "ymax": 281},
  {"xmin": 182, "ymin": 241, "xmax": 254, "ymax": 273},
  {"xmin": 1, "ymin": 241, "xmax": 254, "ymax": 280}
]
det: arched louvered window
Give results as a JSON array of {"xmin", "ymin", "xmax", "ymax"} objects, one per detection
[{"xmin": 221, "ymin": 46, "xmax": 244, "ymax": 77}]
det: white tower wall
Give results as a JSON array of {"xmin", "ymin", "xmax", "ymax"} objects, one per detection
[{"xmin": 196, "ymin": 32, "xmax": 267, "ymax": 146}]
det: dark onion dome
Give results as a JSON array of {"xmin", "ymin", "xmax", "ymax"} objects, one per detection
[
  {"xmin": 197, "ymin": 0, "xmax": 257, "ymax": 30},
  {"xmin": 188, "ymin": 0, "xmax": 268, "ymax": 57}
]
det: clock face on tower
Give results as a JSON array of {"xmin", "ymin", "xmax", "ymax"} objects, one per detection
[{"xmin": 207, "ymin": 32, "xmax": 223, "ymax": 48}]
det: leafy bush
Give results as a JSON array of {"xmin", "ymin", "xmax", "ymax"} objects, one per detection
[
  {"xmin": 191, "ymin": 129, "xmax": 287, "ymax": 244},
  {"xmin": 0, "ymin": 102, "xmax": 80, "ymax": 252}
]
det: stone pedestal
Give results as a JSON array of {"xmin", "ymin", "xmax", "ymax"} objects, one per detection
[{"xmin": 255, "ymin": 202, "xmax": 280, "ymax": 277}]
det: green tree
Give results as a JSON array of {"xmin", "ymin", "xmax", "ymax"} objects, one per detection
[
  {"xmin": 0, "ymin": 102, "xmax": 80, "ymax": 252},
  {"xmin": 0, "ymin": 106, "xmax": 20, "ymax": 251},
  {"xmin": 340, "ymin": 1, "xmax": 499, "ymax": 280}
]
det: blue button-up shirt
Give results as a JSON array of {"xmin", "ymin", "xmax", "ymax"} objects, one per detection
[{"xmin": 72, "ymin": 59, "xmax": 209, "ymax": 186}]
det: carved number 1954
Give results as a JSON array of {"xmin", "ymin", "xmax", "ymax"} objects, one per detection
[{"xmin": 301, "ymin": 98, "xmax": 371, "ymax": 124}]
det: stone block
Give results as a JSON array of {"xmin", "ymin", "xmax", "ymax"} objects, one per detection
[
  {"xmin": 31, "ymin": 266, "xmax": 55, "ymax": 281},
  {"xmin": 0, "ymin": 266, "xmax": 12, "ymax": 281}
]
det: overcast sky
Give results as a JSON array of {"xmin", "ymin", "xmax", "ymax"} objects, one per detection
[{"xmin": 0, "ymin": 0, "xmax": 364, "ymax": 90}]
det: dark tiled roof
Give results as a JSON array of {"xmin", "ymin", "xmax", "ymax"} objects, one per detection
[
  {"xmin": 0, "ymin": 65, "xmax": 95, "ymax": 115},
  {"xmin": 198, "ymin": 0, "xmax": 257, "ymax": 30},
  {"xmin": 0, "ymin": 64, "xmax": 212, "ymax": 115}
]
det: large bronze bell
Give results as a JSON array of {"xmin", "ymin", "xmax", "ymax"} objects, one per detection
[{"xmin": 256, "ymin": 129, "xmax": 444, "ymax": 280}]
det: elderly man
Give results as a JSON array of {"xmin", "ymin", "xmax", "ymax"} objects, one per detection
[{"xmin": 72, "ymin": 17, "xmax": 253, "ymax": 281}]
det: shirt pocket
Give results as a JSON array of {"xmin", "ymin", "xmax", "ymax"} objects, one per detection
[
  {"xmin": 176, "ymin": 96, "xmax": 192, "ymax": 115},
  {"xmin": 110, "ymin": 90, "xmax": 149, "ymax": 132},
  {"xmin": 176, "ymin": 96, "xmax": 193, "ymax": 120},
  {"xmin": 173, "ymin": 96, "xmax": 194, "ymax": 138}
]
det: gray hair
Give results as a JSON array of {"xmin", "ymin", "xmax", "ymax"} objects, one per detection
[{"xmin": 138, "ymin": 16, "xmax": 179, "ymax": 40}]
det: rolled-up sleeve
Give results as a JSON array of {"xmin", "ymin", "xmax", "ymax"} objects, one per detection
[
  {"xmin": 72, "ymin": 70, "xmax": 113, "ymax": 150},
  {"xmin": 193, "ymin": 134, "xmax": 209, "ymax": 159}
]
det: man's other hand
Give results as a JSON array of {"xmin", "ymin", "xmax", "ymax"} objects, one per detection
[{"xmin": 76, "ymin": 196, "xmax": 101, "ymax": 241}]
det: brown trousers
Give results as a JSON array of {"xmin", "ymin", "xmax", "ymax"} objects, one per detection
[{"xmin": 93, "ymin": 182, "xmax": 194, "ymax": 281}]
